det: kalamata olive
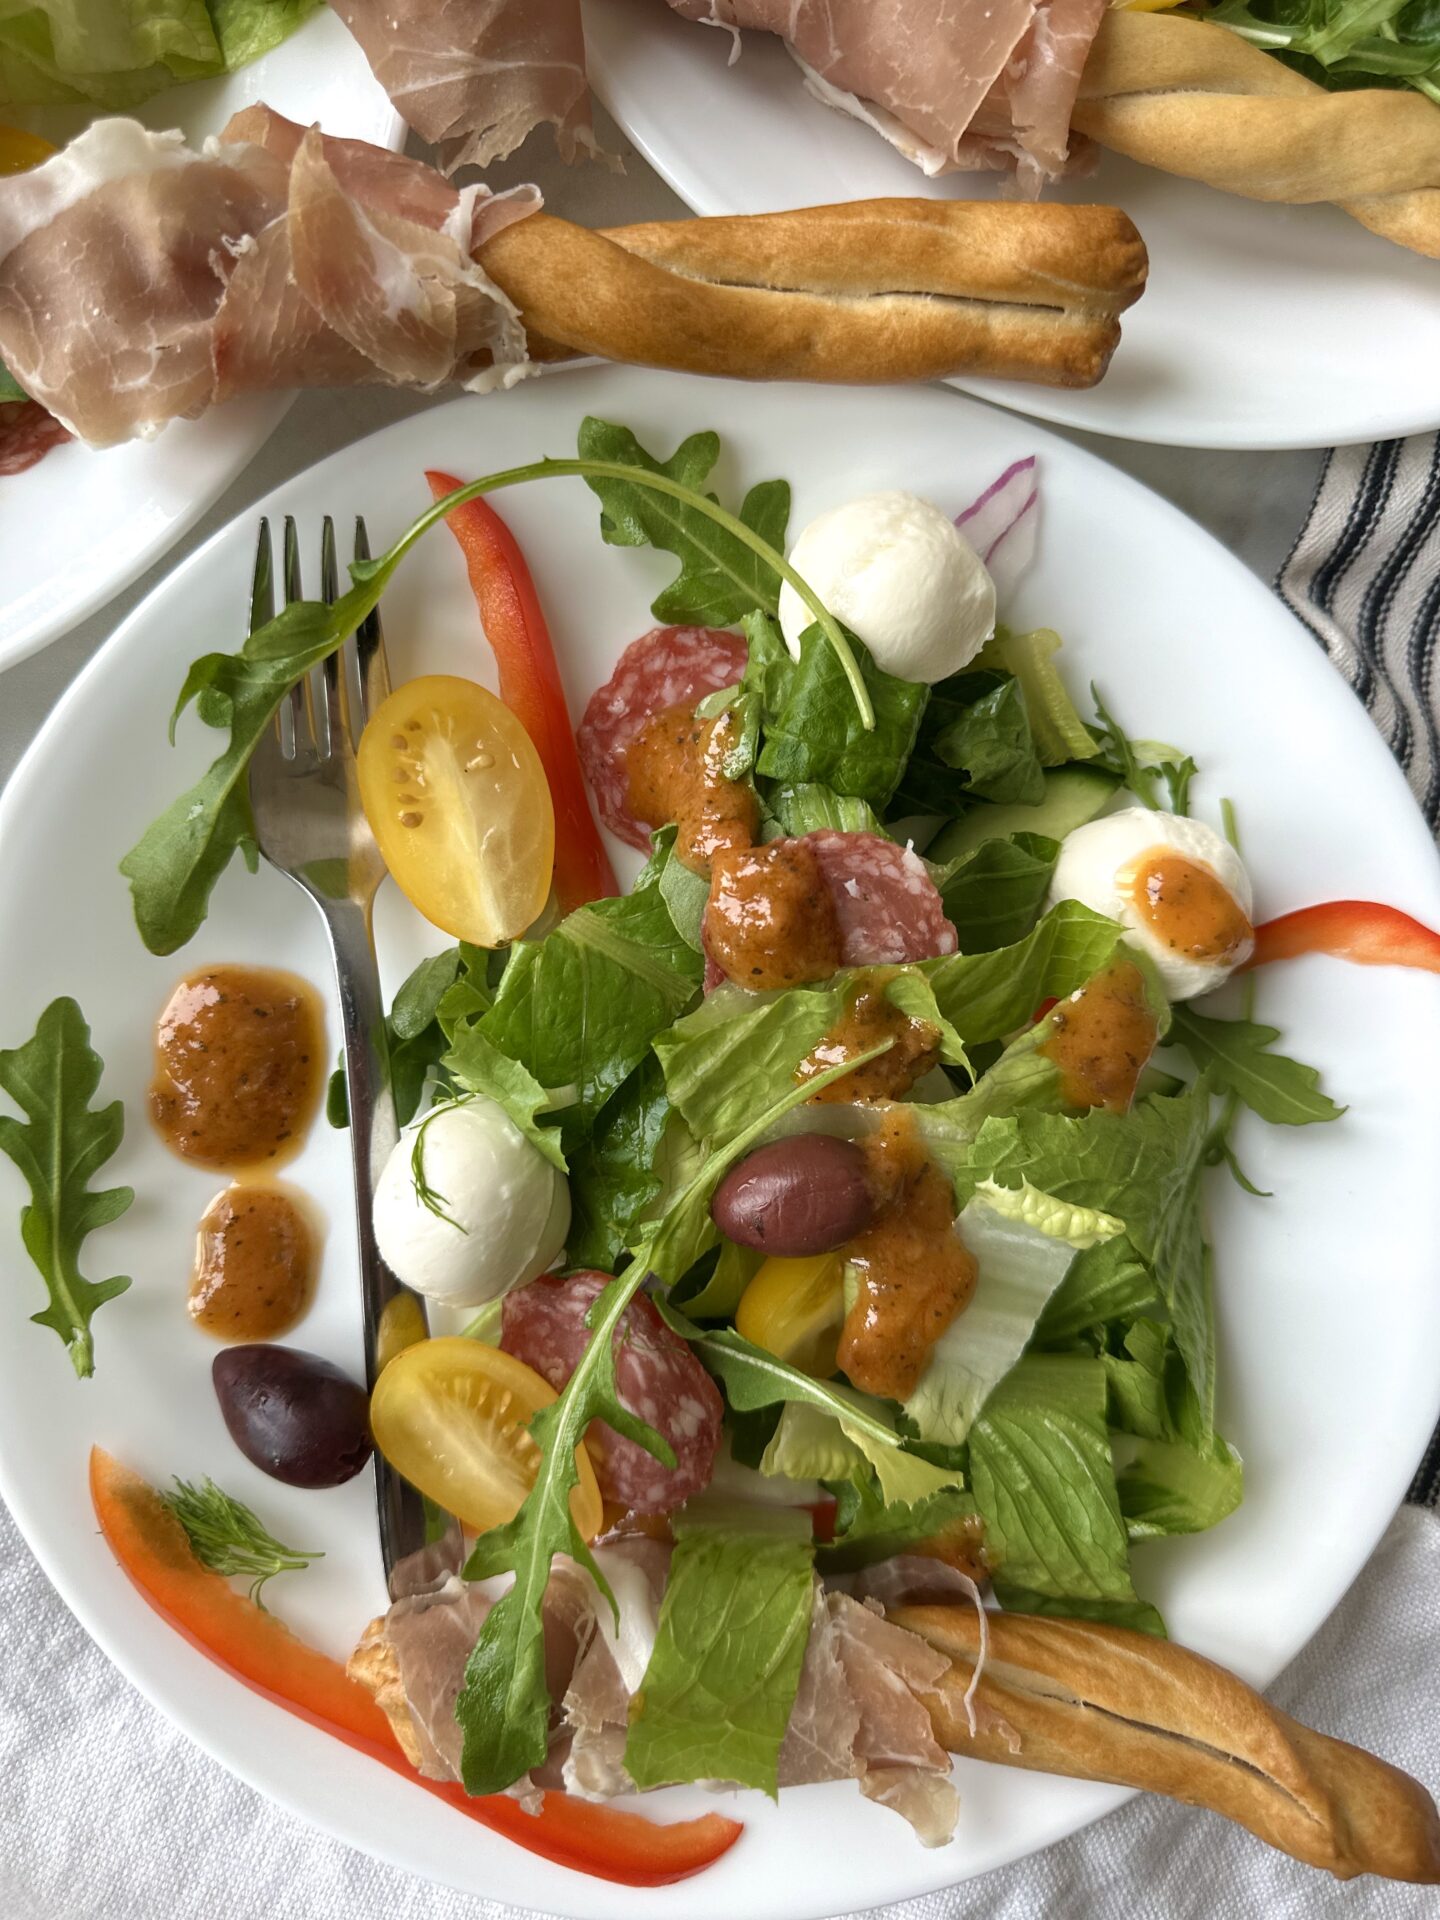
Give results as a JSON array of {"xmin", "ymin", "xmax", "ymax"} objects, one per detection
[
  {"xmin": 212, "ymin": 1345, "xmax": 372, "ymax": 1489},
  {"xmin": 711, "ymin": 1134, "xmax": 875, "ymax": 1256}
]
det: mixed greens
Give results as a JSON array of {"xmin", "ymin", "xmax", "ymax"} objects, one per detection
[{"xmin": 1196, "ymin": 0, "xmax": 1440, "ymax": 102}]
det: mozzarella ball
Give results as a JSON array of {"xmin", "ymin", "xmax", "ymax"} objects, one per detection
[
  {"xmin": 372, "ymin": 1099, "xmax": 569, "ymax": 1309},
  {"xmin": 1048, "ymin": 807, "xmax": 1255, "ymax": 1001},
  {"xmin": 777, "ymin": 490, "xmax": 996, "ymax": 684}
]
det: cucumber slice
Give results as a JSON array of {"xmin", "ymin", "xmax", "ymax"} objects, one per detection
[{"xmin": 928, "ymin": 765, "xmax": 1120, "ymax": 864}]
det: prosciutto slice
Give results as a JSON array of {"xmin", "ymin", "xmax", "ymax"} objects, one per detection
[
  {"xmin": 667, "ymin": 0, "xmax": 1105, "ymax": 193},
  {"xmin": 332, "ymin": 0, "xmax": 597, "ymax": 172},
  {"xmin": 0, "ymin": 109, "xmax": 538, "ymax": 447}
]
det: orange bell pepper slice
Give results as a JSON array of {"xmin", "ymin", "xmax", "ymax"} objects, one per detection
[
  {"xmin": 89, "ymin": 1449, "xmax": 740, "ymax": 1885},
  {"xmin": 1247, "ymin": 901, "xmax": 1440, "ymax": 976},
  {"xmin": 426, "ymin": 474, "xmax": 619, "ymax": 914}
]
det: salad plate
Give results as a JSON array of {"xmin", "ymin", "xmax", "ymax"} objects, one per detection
[
  {"xmin": 2, "ymin": 363, "xmax": 1439, "ymax": 1917},
  {"xmin": 0, "ymin": 9, "xmax": 402, "ymax": 673},
  {"xmin": 583, "ymin": 0, "xmax": 1440, "ymax": 454}
]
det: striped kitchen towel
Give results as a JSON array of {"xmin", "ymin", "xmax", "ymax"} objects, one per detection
[{"xmin": 1278, "ymin": 431, "xmax": 1440, "ymax": 1509}]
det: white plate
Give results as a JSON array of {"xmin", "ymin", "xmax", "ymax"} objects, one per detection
[
  {"xmin": 583, "ymin": 0, "xmax": 1440, "ymax": 453},
  {"xmin": 0, "ymin": 11, "xmax": 403, "ymax": 672},
  {"xmin": 1, "ymin": 366, "xmax": 1438, "ymax": 1918}
]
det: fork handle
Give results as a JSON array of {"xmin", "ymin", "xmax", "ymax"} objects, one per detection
[{"xmin": 321, "ymin": 898, "xmax": 431, "ymax": 1587}]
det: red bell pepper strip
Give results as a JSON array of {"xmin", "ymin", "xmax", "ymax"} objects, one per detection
[
  {"xmin": 426, "ymin": 473, "xmax": 619, "ymax": 913},
  {"xmin": 1246, "ymin": 901, "xmax": 1440, "ymax": 976},
  {"xmin": 90, "ymin": 1449, "xmax": 740, "ymax": 1886}
]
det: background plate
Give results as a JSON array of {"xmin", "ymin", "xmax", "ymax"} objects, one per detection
[
  {"xmin": 1, "ymin": 366, "xmax": 1439, "ymax": 1917},
  {"xmin": 0, "ymin": 9, "xmax": 403, "ymax": 671},
  {"xmin": 584, "ymin": 0, "xmax": 1440, "ymax": 454}
]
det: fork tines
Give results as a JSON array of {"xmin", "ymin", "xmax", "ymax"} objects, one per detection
[{"xmin": 249, "ymin": 515, "xmax": 391, "ymax": 762}]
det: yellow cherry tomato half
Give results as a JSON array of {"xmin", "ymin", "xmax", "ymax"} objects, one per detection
[
  {"xmin": 735, "ymin": 1253, "xmax": 846, "ymax": 1379},
  {"xmin": 0, "ymin": 126, "xmax": 55, "ymax": 176},
  {"xmin": 370, "ymin": 1337, "xmax": 603, "ymax": 1540},
  {"xmin": 358, "ymin": 675, "xmax": 554, "ymax": 946}
]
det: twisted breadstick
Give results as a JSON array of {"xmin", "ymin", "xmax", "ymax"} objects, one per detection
[
  {"xmin": 896, "ymin": 1604, "xmax": 1440, "ymax": 1883},
  {"xmin": 1075, "ymin": 12, "xmax": 1440, "ymax": 258},
  {"xmin": 476, "ymin": 199, "xmax": 1148, "ymax": 389}
]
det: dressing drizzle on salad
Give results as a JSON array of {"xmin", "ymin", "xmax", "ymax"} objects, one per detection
[
  {"xmin": 705, "ymin": 841, "xmax": 843, "ymax": 988},
  {"xmin": 797, "ymin": 979, "xmax": 939, "ymax": 1104},
  {"xmin": 1122, "ymin": 850, "xmax": 1253, "ymax": 965},
  {"xmin": 625, "ymin": 703, "xmax": 758, "ymax": 874},
  {"xmin": 1039, "ymin": 958, "xmax": 1158, "ymax": 1114}
]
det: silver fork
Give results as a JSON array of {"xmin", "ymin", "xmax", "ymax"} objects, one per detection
[{"xmin": 247, "ymin": 515, "xmax": 431, "ymax": 1588}]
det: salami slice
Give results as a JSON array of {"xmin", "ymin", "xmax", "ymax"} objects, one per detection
[
  {"xmin": 0, "ymin": 400, "xmax": 69, "ymax": 478},
  {"xmin": 501, "ymin": 1269, "xmax": 723, "ymax": 1515},
  {"xmin": 806, "ymin": 830, "xmax": 959, "ymax": 966},
  {"xmin": 577, "ymin": 625, "xmax": 749, "ymax": 850}
]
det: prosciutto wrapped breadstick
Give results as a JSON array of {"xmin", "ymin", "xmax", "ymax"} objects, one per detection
[
  {"xmin": 479, "ymin": 198, "xmax": 1148, "ymax": 390},
  {"xmin": 0, "ymin": 111, "xmax": 1146, "ymax": 446},
  {"xmin": 1075, "ymin": 12, "xmax": 1440, "ymax": 259},
  {"xmin": 896, "ymin": 1604, "xmax": 1440, "ymax": 1884}
]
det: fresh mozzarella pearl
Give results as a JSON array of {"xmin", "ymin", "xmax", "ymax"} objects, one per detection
[
  {"xmin": 1048, "ymin": 807, "xmax": 1255, "ymax": 1001},
  {"xmin": 372, "ymin": 1099, "xmax": 569, "ymax": 1309},
  {"xmin": 777, "ymin": 490, "xmax": 995, "ymax": 684}
]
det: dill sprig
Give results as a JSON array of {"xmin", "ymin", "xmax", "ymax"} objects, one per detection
[
  {"xmin": 410, "ymin": 1103, "xmax": 468, "ymax": 1233},
  {"xmin": 163, "ymin": 1477, "xmax": 322, "ymax": 1607}
]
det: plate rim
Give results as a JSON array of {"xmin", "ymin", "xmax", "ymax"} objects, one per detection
[{"xmin": 3, "ymin": 366, "xmax": 1439, "ymax": 1915}]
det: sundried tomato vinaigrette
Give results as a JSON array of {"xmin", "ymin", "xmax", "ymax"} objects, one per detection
[
  {"xmin": 88, "ymin": 1451, "xmax": 741, "ymax": 1885},
  {"xmin": 1120, "ymin": 849, "xmax": 1253, "ymax": 966}
]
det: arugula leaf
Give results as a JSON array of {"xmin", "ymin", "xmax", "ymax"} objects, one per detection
[
  {"xmin": 476, "ymin": 876, "xmax": 701, "ymax": 1129},
  {"xmin": 920, "ymin": 902, "xmax": 1126, "ymax": 1045},
  {"xmin": 122, "ymin": 446, "xmax": 866, "ymax": 957},
  {"xmin": 327, "ymin": 944, "xmax": 497, "ymax": 1129},
  {"xmin": 757, "ymin": 626, "xmax": 928, "ymax": 808},
  {"xmin": 624, "ymin": 1508, "xmax": 814, "ymax": 1796},
  {"xmin": 932, "ymin": 832, "xmax": 1059, "ymax": 955},
  {"xmin": 453, "ymin": 1043, "xmax": 880, "ymax": 1794},
  {"xmin": 968, "ymin": 1355, "xmax": 1163, "ymax": 1634},
  {"xmin": 818, "ymin": 1480, "xmax": 979, "ymax": 1574},
  {"xmin": 1166, "ymin": 1006, "xmax": 1344, "ymax": 1126},
  {"xmin": 903, "ymin": 1190, "xmax": 1112, "ymax": 1445},
  {"xmin": 565, "ymin": 1055, "xmax": 673, "ymax": 1269},
  {"xmin": 1201, "ymin": 0, "xmax": 1440, "ymax": 103},
  {"xmin": 577, "ymin": 416, "xmax": 790, "ymax": 626},
  {"xmin": 0, "ymin": 998, "xmax": 133, "ymax": 1380},
  {"xmin": 441, "ymin": 1030, "xmax": 568, "ymax": 1171},
  {"xmin": 163, "ymin": 1476, "xmax": 321, "ymax": 1607},
  {"xmin": 975, "ymin": 629, "xmax": 1097, "ymax": 766},
  {"xmin": 1089, "ymin": 685, "xmax": 1197, "ymax": 814}
]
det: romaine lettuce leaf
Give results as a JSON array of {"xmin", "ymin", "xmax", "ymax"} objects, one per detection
[
  {"xmin": 901, "ymin": 1188, "xmax": 1116, "ymax": 1446},
  {"xmin": 968, "ymin": 1355, "xmax": 1163, "ymax": 1634},
  {"xmin": 756, "ymin": 626, "xmax": 928, "ymax": 807},
  {"xmin": 974, "ymin": 628, "xmax": 1098, "ymax": 766},
  {"xmin": 1034, "ymin": 1236, "xmax": 1158, "ymax": 1346},
  {"xmin": 761, "ymin": 1400, "xmax": 966, "ymax": 1506},
  {"xmin": 624, "ymin": 1507, "xmax": 814, "ymax": 1796},
  {"xmin": 0, "ymin": 0, "xmax": 317, "ymax": 108},
  {"xmin": 818, "ymin": 1479, "xmax": 979, "ymax": 1574},
  {"xmin": 928, "ymin": 1084, "xmax": 1216, "ymax": 1433},
  {"xmin": 1104, "ymin": 1320, "xmax": 1244, "ymax": 1539},
  {"xmin": 440, "ymin": 1029, "xmax": 569, "ymax": 1171},
  {"xmin": 920, "ymin": 902, "xmax": 1126, "ymax": 1045}
]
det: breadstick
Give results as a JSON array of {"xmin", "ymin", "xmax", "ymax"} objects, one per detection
[
  {"xmin": 475, "ymin": 200, "xmax": 1148, "ymax": 390},
  {"xmin": 893, "ymin": 1603, "xmax": 1440, "ymax": 1884},
  {"xmin": 1075, "ymin": 13, "xmax": 1440, "ymax": 258}
]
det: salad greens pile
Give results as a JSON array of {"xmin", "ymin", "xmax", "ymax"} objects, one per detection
[
  {"xmin": 1196, "ymin": 0, "xmax": 1440, "ymax": 102},
  {"xmin": 0, "ymin": 1, "xmax": 319, "ymax": 109},
  {"xmin": 102, "ymin": 411, "xmax": 1347, "ymax": 1800}
]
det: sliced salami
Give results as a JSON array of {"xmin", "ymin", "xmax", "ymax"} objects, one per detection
[
  {"xmin": 807, "ymin": 830, "xmax": 959, "ymax": 966},
  {"xmin": 0, "ymin": 400, "xmax": 69, "ymax": 478},
  {"xmin": 501, "ymin": 1269, "xmax": 723, "ymax": 1515},
  {"xmin": 577, "ymin": 625, "xmax": 749, "ymax": 850}
]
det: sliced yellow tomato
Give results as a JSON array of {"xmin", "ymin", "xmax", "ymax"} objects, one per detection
[
  {"xmin": 0, "ymin": 126, "xmax": 55, "ymax": 176},
  {"xmin": 358, "ymin": 675, "xmax": 554, "ymax": 946},
  {"xmin": 735, "ymin": 1253, "xmax": 846, "ymax": 1378},
  {"xmin": 369, "ymin": 1336, "xmax": 602, "ymax": 1539},
  {"xmin": 375, "ymin": 1290, "xmax": 429, "ymax": 1373}
]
